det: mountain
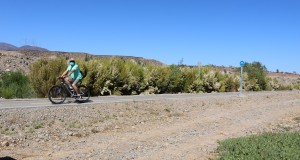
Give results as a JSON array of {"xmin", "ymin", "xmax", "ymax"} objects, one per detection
[
  {"xmin": 0, "ymin": 42, "xmax": 49, "ymax": 51},
  {"xmin": 0, "ymin": 42, "xmax": 19, "ymax": 50},
  {"xmin": 19, "ymin": 45, "xmax": 49, "ymax": 51},
  {"xmin": 0, "ymin": 50, "xmax": 165, "ymax": 74}
]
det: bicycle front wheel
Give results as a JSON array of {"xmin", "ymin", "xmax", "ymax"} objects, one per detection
[
  {"xmin": 48, "ymin": 85, "xmax": 67, "ymax": 104},
  {"xmin": 78, "ymin": 85, "xmax": 90, "ymax": 102}
]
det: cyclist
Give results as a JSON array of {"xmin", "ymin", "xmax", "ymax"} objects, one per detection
[{"xmin": 60, "ymin": 58, "xmax": 82, "ymax": 98}]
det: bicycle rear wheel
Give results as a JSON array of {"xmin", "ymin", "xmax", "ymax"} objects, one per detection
[
  {"xmin": 78, "ymin": 85, "xmax": 90, "ymax": 102},
  {"xmin": 48, "ymin": 85, "xmax": 67, "ymax": 104}
]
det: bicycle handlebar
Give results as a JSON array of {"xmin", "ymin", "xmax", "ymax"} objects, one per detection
[{"xmin": 57, "ymin": 77, "xmax": 66, "ymax": 82}]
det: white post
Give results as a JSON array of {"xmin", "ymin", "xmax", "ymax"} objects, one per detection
[{"xmin": 240, "ymin": 66, "xmax": 243, "ymax": 96}]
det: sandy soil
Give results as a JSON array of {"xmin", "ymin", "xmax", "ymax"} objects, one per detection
[{"xmin": 1, "ymin": 91, "xmax": 300, "ymax": 160}]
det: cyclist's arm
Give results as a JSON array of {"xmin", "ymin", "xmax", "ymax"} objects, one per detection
[
  {"xmin": 67, "ymin": 69, "xmax": 75, "ymax": 76},
  {"xmin": 61, "ymin": 70, "xmax": 68, "ymax": 77}
]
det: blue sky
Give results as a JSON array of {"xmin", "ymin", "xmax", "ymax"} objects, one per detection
[{"xmin": 1, "ymin": 0, "xmax": 299, "ymax": 73}]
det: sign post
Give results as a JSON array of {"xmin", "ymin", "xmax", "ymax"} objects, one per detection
[{"xmin": 239, "ymin": 61, "xmax": 245, "ymax": 96}]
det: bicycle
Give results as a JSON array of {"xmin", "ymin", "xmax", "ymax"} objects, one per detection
[{"xmin": 48, "ymin": 77, "xmax": 90, "ymax": 104}]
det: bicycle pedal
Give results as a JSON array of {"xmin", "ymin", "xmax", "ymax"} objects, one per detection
[
  {"xmin": 75, "ymin": 96, "xmax": 81, "ymax": 100},
  {"xmin": 73, "ymin": 94, "xmax": 80, "ymax": 98}
]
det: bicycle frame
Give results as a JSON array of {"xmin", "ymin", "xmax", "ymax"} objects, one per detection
[{"xmin": 57, "ymin": 77, "xmax": 74, "ymax": 97}]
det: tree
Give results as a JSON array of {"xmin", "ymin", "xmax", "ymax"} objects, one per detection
[{"xmin": 243, "ymin": 61, "xmax": 268, "ymax": 91}]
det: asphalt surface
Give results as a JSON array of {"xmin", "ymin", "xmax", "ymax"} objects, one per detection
[
  {"xmin": 1, "ymin": 91, "xmax": 295, "ymax": 110},
  {"xmin": 0, "ymin": 92, "xmax": 242, "ymax": 110}
]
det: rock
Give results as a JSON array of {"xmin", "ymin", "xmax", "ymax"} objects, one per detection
[
  {"xmin": 53, "ymin": 145, "xmax": 61, "ymax": 151},
  {"xmin": 73, "ymin": 132, "xmax": 82, "ymax": 137},
  {"xmin": 1, "ymin": 141, "xmax": 9, "ymax": 147}
]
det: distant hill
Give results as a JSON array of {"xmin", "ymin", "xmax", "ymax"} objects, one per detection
[
  {"xmin": 0, "ymin": 50, "xmax": 165, "ymax": 74},
  {"xmin": 0, "ymin": 42, "xmax": 19, "ymax": 50},
  {"xmin": 0, "ymin": 42, "xmax": 48, "ymax": 51},
  {"xmin": 19, "ymin": 45, "xmax": 49, "ymax": 51}
]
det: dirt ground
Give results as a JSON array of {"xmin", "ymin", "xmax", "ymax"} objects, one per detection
[{"xmin": 1, "ymin": 91, "xmax": 300, "ymax": 160}]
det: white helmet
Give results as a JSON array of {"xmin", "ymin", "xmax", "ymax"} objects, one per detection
[{"xmin": 69, "ymin": 58, "xmax": 75, "ymax": 62}]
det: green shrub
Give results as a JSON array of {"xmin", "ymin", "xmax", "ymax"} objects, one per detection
[
  {"xmin": 121, "ymin": 60, "xmax": 147, "ymax": 95},
  {"xmin": 243, "ymin": 61, "xmax": 268, "ymax": 91},
  {"xmin": 166, "ymin": 65, "xmax": 182, "ymax": 93},
  {"xmin": 30, "ymin": 58, "xmax": 67, "ymax": 97},
  {"xmin": 0, "ymin": 71, "xmax": 35, "ymax": 99},
  {"xmin": 82, "ymin": 59, "xmax": 102, "ymax": 95},
  {"xmin": 83, "ymin": 57, "xmax": 147, "ymax": 95},
  {"xmin": 183, "ymin": 67, "xmax": 203, "ymax": 93},
  {"xmin": 1, "ymin": 85, "xmax": 15, "ymax": 99},
  {"xmin": 153, "ymin": 66, "xmax": 172, "ymax": 93},
  {"xmin": 266, "ymin": 77, "xmax": 280, "ymax": 91},
  {"xmin": 216, "ymin": 132, "xmax": 300, "ymax": 159},
  {"xmin": 291, "ymin": 83, "xmax": 300, "ymax": 90},
  {"xmin": 142, "ymin": 64, "xmax": 161, "ymax": 94},
  {"xmin": 201, "ymin": 69, "xmax": 222, "ymax": 93},
  {"xmin": 141, "ymin": 64, "xmax": 172, "ymax": 94},
  {"xmin": 278, "ymin": 85, "xmax": 293, "ymax": 91},
  {"xmin": 224, "ymin": 75, "xmax": 239, "ymax": 92}
]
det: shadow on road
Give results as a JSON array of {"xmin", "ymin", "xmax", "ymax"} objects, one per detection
[
  {"xmin": 75, "ymin": 99, "xmax": 93, "ymax": 104},
  {"xmin": 0, "ymin": 157, "xmax": 17, "ymax": 160},
  {"xmin": 65, "ymin": 99, "xmax": 93, "ymax": 104}
]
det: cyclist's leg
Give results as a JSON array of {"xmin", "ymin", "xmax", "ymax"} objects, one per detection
[
  {"xmin": 64, "ymin": 76, "xmax": 74, "ymax": 89},
  {"xmin": 72, "ymin": 78, "xmax": 80, "ymax": 95}
]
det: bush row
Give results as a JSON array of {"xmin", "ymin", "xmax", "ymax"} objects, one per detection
[
  {"xmin": 27, "ymin": 57, "xmax": 243, "ymax": 97},
  {"xmin": 1, "ymin": 57, "xmax": 297, "ymax": 98},
  {"xmin": 27, "ymin": 57, "xmax": 296, "ymax": 98}
]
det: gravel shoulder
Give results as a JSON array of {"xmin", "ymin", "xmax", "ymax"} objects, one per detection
[{"xmin": 1, "ymin": 91, "xmax": 300, "ymax": 159}]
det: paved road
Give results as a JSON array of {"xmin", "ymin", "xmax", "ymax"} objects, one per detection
[
  {"xmin": 0, "ymin": 92, "xmax": 242, "ymax": 110},
  {"xmin": 0, "ymin": 91, "xmax": 294, "ymax": 110}
]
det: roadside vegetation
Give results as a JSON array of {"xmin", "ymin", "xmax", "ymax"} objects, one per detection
[
  {"xmin": 1, "ymin": 57, "xmax": 299, "ymax": 98},
  {"xmin": 215, "ymin": 115, "xmax": 300, "ymax": 159},
  {"xmin": 0, "ymin": 71, "xmax": 35, "ymax": 99},
  {"xmin": 215, "ymin": 132, "xmax": 300, "ymax": 159}
]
